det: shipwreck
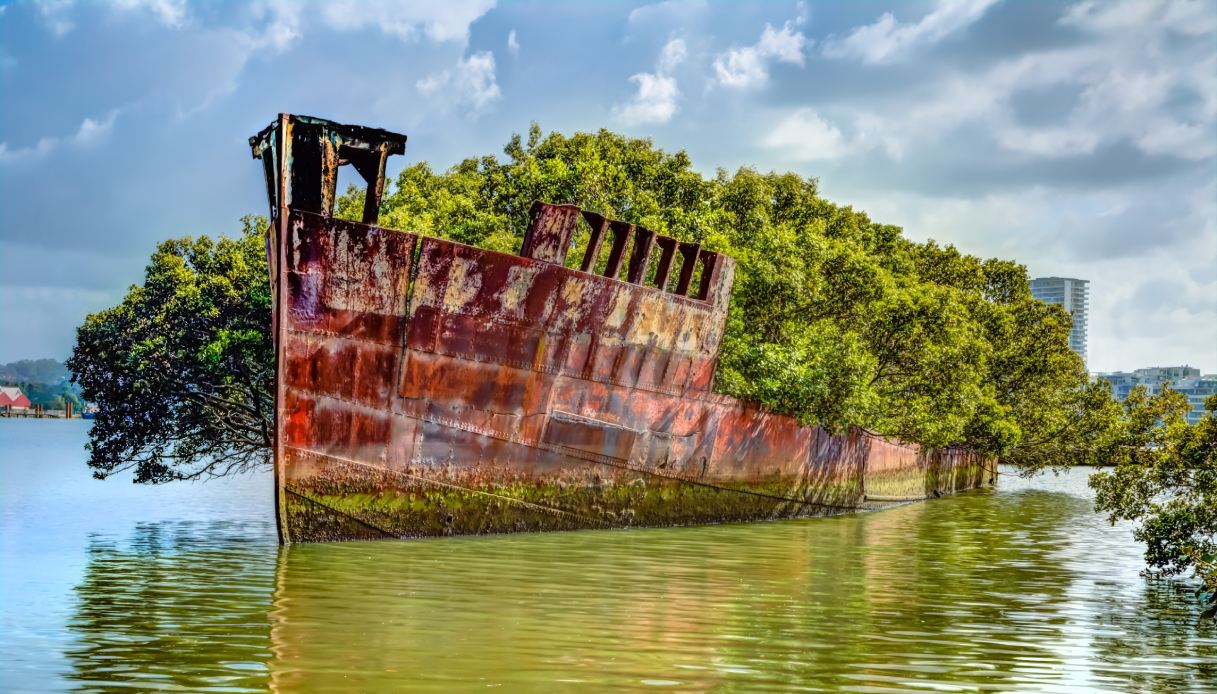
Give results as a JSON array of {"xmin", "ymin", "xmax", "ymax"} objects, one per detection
[{"xmin": 250, "ymin": 114, "xmax": 992, "ymax": 544}]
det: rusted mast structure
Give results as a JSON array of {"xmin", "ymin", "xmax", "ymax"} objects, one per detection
[
  {"xmin": 252, "ymin": 114, "xmax": 990, "ymax": 544},
  {"xmin": 251, "ymin": 114, "xmax": 406, "ymax": 542}
]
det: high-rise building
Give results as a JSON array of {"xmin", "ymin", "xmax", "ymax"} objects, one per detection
[{"xmin": 1030, "ymin": 277, "xmax": 1089, "ymax": 363}]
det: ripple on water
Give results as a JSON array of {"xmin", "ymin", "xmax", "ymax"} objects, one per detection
[{"xmin": 1, "ymin": 428, "xmax": 1214, "ymax": 693}]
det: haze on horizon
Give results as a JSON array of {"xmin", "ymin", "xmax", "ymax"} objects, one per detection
[{"xmin": 0, "ymin": 0, "xmax": 1213, "ymax": 372}]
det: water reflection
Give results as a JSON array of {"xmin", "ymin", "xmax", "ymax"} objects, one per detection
[
  {"xmin": 66, "ymin": 521, "xmax": 277, "ymax": 692},
  {"xmin": 62, "ymin": 472, "xmax": 1216, "ymax": 692}
]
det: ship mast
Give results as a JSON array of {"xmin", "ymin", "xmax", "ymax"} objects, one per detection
[{"xmin": 249, "ymin": 114, "xmax": 407, "ymax": 543}]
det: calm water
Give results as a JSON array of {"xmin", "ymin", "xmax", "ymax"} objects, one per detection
[{"xmin": 1, "ymin": 420, "xmax": 1214, "ymax": 692}]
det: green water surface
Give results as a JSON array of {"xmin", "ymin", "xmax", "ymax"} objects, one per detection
[{"xmin": 1, "ymin": 419, "xmax": 1214, "ymax": 692}]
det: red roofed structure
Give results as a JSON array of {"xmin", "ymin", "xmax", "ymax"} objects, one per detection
[{"xmin": 0, "ymin": 386, "xmax": 32, "ymax": 409}]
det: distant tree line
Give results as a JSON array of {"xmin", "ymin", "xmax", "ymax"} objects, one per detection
[{"xmin": 0, "ymin": 357, "xmax": 73, "ymax": 384}]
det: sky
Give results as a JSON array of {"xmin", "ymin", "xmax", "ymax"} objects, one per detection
[{"xmin": 0, "ymin": 0, "xmax": 1214, "ymax": 373}]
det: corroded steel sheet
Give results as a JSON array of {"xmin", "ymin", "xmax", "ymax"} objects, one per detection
[{"xmin": 253, "ymin": 114, "xmax": 992, "ymax": 543}]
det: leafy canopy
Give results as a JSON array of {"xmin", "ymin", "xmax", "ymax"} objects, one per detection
[
  {"xmin": 68, "ymin": 216, "xmax": 273, "ymax": 483},
  {"xmin": 1090, "ymin": 389, "xmax": 1217, "ymax": 607}
]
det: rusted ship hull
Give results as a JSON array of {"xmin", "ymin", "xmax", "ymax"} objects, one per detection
[
  {"xmin": 272, "ymin": 210, "xmax": 989, "ymax": 542},
  {"xmin": 252, "ymin": 114, "xmax": 991, "ymax": 544}
]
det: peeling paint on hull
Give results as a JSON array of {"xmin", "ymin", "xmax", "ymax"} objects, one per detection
[{"xmin": 252, "ymin": 114, "xmax": 992, "ymax": 544}]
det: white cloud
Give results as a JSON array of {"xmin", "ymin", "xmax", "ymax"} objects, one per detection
[
  {"xmin": 803, "ymin": 2, "xmax": 1217, "ymax": 164},
  {"xmin": 656, "ymin": 35, "xmax": 687, "ymax": 73},
  {"xmin": 1062, "ymin": 0, "xmax": 1217, "ymax": 37},
  {"xmin": 993, "ymin": 125, "xmax": 1101, "ymax": 158},
  {"xmin": 615, "ymin": 37, "xmax": 687, "ymax": 125},
  {"xmin": 763, "ymin": 109, "xmax": 853, "ymax": 161},
  {"xmin": 73, "ymin": 112, "xmax": 117, "ymax": 145},
  {"xmin": 507, "ymin": 29, "xmax": 519, "ymax": 56},
  {"xmin": 794, "ymin": 1, "xmax": 808, "ymax": 26},
  {"xmin": 0, "ymin": 139, "xmax": 56, "ymax": 163},
  {"xmin": 617, "ymin": 73, "xmax": 681, "ymax": 125},
  {"xmin": 32, "ymin": 0, "xmax": 490, "ymax": 51},
  {"xmin": 112, "ymin": 0, "xmax": 188, "ymax": 28},
  {"xmin": 35, "ymin": 0, "xmax": 76, "ymax": 36},
  {"xmin": 823, "ymin": 0, "xmax": 998, "ymax": 65},
  {"xmin": 712, "ymin": 20, "xmax": 808, "ymax": 89},
  {"xmin": 985, "ymin": 44, "xmax": 1215, "ymax": 160},
  {"xmin": 244, "ymin": 0, "xmax": 495, "ymax": 54},
  {"xmin": 321, "ymin": 0, "xmax": 495, "ymax": 45},
  {"xmin": 794, "ymin": 73, "xmax": 1000, "ymax": 161},
  {"xmin": 246, "ymin": 0, "xmax": 302, "ymax": 53},
  {"xmin": 0, "ymin": 111, "xmax": 118, "ymax": 164},
  {"xmin": 416, "ymin": 51, "xmax": 501, "ymax": 114},
  {"xmin": 757, "ymin": 21, "xmax": 806, "ymax": 64},
  {"xmin": 627, "ymin": 0, "xmax": 708, "ymax": 26},
  {"xmin": 36, "ymin": 0, "xmax": 189, "ymax": 34},
  {"xmin": 1137, "ymin": 120, "xmax": 1217, "ymax": 160}
]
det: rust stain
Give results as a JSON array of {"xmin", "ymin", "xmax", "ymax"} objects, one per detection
[{"xmin": 252, "ymin": 114, "xmax": 993, "ymax": 544}]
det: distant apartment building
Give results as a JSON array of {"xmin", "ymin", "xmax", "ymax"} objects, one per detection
[
  {"xmin": 1030, "ymin": 277, "xmax": 1089, "ymax": 363},
  {"xmin": 1094, "ymin": 366, "xmax": 1215, "ymax": 425}
]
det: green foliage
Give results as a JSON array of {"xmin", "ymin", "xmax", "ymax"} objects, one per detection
[
  {"xmin": 77, "ymin": 124, "xmax": 1112, "ymax": 483},
  {"xmin": 1090, "ymin": 390, "xmax": 1217, "ymax": 605},
  {"xmin": 338, "ymin": 124, "xmax": 1105, "ymax": 458},
  {"xmin": 67, "ymin": 216, "xmax": 273, "ymax": 483}
]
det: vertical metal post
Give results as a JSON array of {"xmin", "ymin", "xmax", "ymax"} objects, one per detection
[
  {"xmin": 604, "ymin": 221, "xmax": 633, "ymax": 280},
  {"xmin": 653, "ymin": 237, "xmax": 678, "ymax": 291},
  {"xmin": 626, "ymin": 226, "xmax": 656, "ymax": 285},
  {"xmin": 580, "ymin": 212, "xmax": 610, "ymax": 273},
  {"xmin": 695, "ymin": 250, "xmax": 722, "ymax": 301},
  {"xmin": 674, "ymin": 242, "xmax": 701, "ymax": 296}
]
